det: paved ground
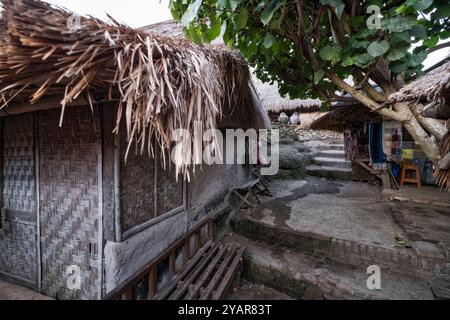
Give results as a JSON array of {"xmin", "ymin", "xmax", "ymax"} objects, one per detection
[
  {"xmin": 230, "ymin": 177, "xmax": 450, "ymax": 299},
  {"xmin": 0, "ymin": 280, "xmax": 52, "ymax": 300},
  {"xmin": 253, "ymin": 178, "xmax": 407, "ymax": 248},
  {"xmin": 226, "ymin": 281, "xmax": 294, "ymax": 300}
]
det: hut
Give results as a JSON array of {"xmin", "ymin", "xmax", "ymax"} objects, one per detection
[
  {"xmin": 311, "ymin": 61, "xmax": 450, "ymax": 188},
  {"xmin": 253, "ymin": 78, "xmax": 323, "ymax": 126},
  {"xmin": 387, "ymin": 60, "xmax": 450, "ymax": 190},
  {"xmin": 0, "ymin": 0, "xmax": 269, "ymax": 299}
]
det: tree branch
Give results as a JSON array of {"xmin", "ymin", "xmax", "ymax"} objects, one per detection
[{"xmin": 328, "ymin": 73, "xmax": 408, "ymax": 122}]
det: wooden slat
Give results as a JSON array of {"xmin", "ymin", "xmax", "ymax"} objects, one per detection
[
  {"xmin": 184, "ymin": 245, "xmax": 228, "ymax": 300},
  {"xmin": 200, "ymin": 245, "xmax": 237, "ymax": 300},
  {"xmin": 147, "ymin": 268, "xmax": 157, "ymax": 300},
  {"xmin": 168, "ymin": 244, "xmax": 220, "ymax": 300},
  {"xmin": 103, "ymin": 219, "xmax": 212, "ymax": 300},
  {"xmin": 211, "ymin": 247, "xmax": 245, "ymax": 300},
  {"xmin": 121, "ymin": 288, "xmax": 133, "ymax": 300},
  {"xmin": 154, "ymin": 241, "xmax": 215, "ymax": 300}
]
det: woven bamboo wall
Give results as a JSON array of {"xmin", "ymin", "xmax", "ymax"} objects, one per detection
[
  {"xmin": 0, "ymin": 115, "xmax": 38, "ymax": 285},
  {"xmin": 2, "ymin": 115, "xmax": 36, "ymax": 212},
  {"xmin": 120, "ymin": 133, "xmax": 155, "ymax": 233},
  {"xmin": 38, "ymin": 107, "xmax": 102, "ymax": 300},
  {"xmin": 156, "ymin": 155, "xmax": 183, "ymax": 215}
]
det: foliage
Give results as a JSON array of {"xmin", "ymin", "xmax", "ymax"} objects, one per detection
[{"xmin": 170, "ymin": 0, "xmax": 450, "ymax": 106}]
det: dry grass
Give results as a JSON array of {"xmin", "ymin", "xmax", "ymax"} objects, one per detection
[
  {"xmin": 0, "ymin": 0, "xmax": 250, "ymax": 179},
  {"xmin": 388, "ymin": 61, "xmax": 450, "ymax": 105}
]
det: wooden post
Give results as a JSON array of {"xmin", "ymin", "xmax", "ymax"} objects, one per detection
[
  {"xmin": 183, "ymin": 240, "xmax": 191, "ymax": 264},
  {"xmin": 169, "ymin": 252, "xmax": 176, "ymax": 275},
  {"xmin": 147, "ymin": 268, "xmax": 157, "ymax": 299},
  {"xmin": 208, "ymin": 219, "xmax": 214, "ymax": 241},
  {"xmin": 121, "ymin": 288, "xmax": 133, "ymax": 300}
]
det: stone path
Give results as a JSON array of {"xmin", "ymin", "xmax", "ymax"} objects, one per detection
[
  {"xmin": 305, "ymin": 141, "xmax": 353, "ymax": 180},
  {"xmin": 227, "ymin": 177, "xmax": 450, "ymax": 299}
]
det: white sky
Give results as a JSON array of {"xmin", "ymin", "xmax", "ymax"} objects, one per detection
[
  {"xmin": 35, "ymin": 1, "xmax": 450, "ymax": 69},
  {"xmin": 45, "ymin": 0, "xmax": 173, "ymax": 28}
]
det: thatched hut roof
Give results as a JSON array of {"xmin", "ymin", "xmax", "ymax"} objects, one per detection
[
  {"xmin": 140, "ymin": 20, "xmax": 185, "ymax": 39},
  {"xmin": 310, "ymin": 103, "xmax": 380, "ymax": 132},
  {"xmin": 253, "ymin": 78, "xmax": 321, "ymax": 114},
  {"xmin": 0, "ymin": 0, "xmax": 265, "ymax": 178},
  {"xmin": 387, "ymin": 61, "xmax": 450, "ymax": 108}
]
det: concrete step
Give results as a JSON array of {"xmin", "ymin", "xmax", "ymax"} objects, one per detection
[
  {"xmin": 307, "ymin": 165, "xmax": 352, "ymax": 180},
  {"xmin": 230, "ymin": 213, "xmax": 447, "ymax": 281},
  {"xmin": 314, "ymin": 150, "xmax": 346, "ymax": 159},
  {"xmin": 224, "ymin": 234, "xmax": 435, "ymax": 300},
  {"xmin": 313, "ymin": 157, "xmax": 351, "ymax": 168},
  {"xmin": 315, "ymin": 144, "xmax": 345, "ymax": 152}
]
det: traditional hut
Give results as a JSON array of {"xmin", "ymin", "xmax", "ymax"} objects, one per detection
[
  {"xmin": 0, "ymin": 0, "xmax": 269, "ymax": 299},
  {"xmin": 252, "ymin": 78, "xmax": 322, "ymax": 124},
  {"xmin": 387, "ymin": 60, "xmax": 450, "ymax": 190},
  {"xmin": 311, "ymin": 61, "xmax": 450, "ymax": 188}
]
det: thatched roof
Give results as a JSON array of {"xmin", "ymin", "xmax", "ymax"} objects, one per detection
[
  {"xmin": 253, "ymin": 78, "xmax": 321, "ymax": 114},
  {"xmin": 388, "ymin": 61, "xmax": 450, "ymax": 106},
  {"xmin": 310, "ymin": 103, "xmax": 380, "ymax": 132},
  {"xmin": 140, "ymin": 20, "xmax": 185, "ymax": 39},
  {"xmin": 0, "ymin": 0, "xmax": 259, "ymax": 179}
]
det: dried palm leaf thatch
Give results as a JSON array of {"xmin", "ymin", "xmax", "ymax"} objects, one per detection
[
  {"xmin": 435, "ymin": 130, "xmax": 450, "ymax": 191},
  {"xmin": 0, "ymin": 0, "xmax": 251, "ymax": 180},
  {"xmin": 388, "ymin": 61, "xmax": 450, "ymax": 106}
]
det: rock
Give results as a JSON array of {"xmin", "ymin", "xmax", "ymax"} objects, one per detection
[
  {"xmin": 290, "ymin": 112, "xmax": 300, "ymax": 126},
  {"xmin": 431, "ymin": 265, "xmax": 450, "ymax": 299},
  {"xmin": 278, "ymin": 112, "xmax": 289, "ymax": 124},
  {"xmin": 279, "ymin": 144, "xmax": 311, "ymax": 170}
]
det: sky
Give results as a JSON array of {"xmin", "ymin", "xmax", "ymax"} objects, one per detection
[
  {"xmin": 34, "ymin": 1, "xmax": 450, "ymax": 70},
  {"xmin": 45, "ymin": 0, "xmax": 173, "ymax": 28}
]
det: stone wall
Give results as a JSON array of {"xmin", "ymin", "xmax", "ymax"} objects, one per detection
[{"xmin": 297, "ymin": 129, "xmax": 343, "ymax": 142}]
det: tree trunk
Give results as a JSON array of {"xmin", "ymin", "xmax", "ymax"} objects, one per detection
[
  {"xmin": 395, "ymin": 103, "xmax": 440, "ymax": 161},
  {"xmin": 413, "ymin": 104, "xmax": 448, "ymax": 141},
  {"xmin": 328, "ymin": 74, "xmax": 442, "ymax": 162}
]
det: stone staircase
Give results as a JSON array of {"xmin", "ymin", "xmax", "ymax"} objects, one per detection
[
  {"xmin": 226, "ymin": 216, "xmax": 439, "ymax": 300},
  {"xmin": 306, "ymin": 142, "xmax": 353, "ymax": 180},
  {"xmin": 225, "ymin": 234, "xmax": 435, "ymax": 300},
  {"xmin": 223, "ymin": 178, "xmax": 445, "ymax": 300}
]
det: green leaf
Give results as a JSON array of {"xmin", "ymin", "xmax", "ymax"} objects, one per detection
[
  {"xmin": 236, "ymin": 7, "xmax": 248, "ymax": 30},
  {"xmin": 320, "ymin": 0, "xmax": 346, "ymax": 18},
  {"xmin": 263, "ymin": 33, "xmax": 276, "ymax": 49},
  {"xmin": 382, "ymin": 16, "xmax": 416, "ymax": 33},
  {"xmin": 206, "ymin": 16, "xmax": 222, "ymax": 42},
  {"xmin": 440, "ymin": 30, "xmax": 450, "ymax": 40},
  {"xmin": 423, "ymin": 36, "xmax": 439, "ymax": 48},
  {"xmin": 260, "ymin": 0, "xmax": 286, "ymax": 26},
  {"xmin": 434, "ymin": 4, "xmax": 450, "ymax": 19},
  {"xmin": 319, "ymin": 46, "xmax": 342, "ymax": 65},
  {"xmin": 406, "ymin": 0, "xmax": 433, "ymax": 11},
  {"xmin": 181, "ymin": 0, "xmax": 203, "ymax": 27},
  {"xmin": 355, "ymin": 53, "xmax": 375, "ymax": 68},
  {"xmin": 390, "ymin": 61, "xmax": 409, "ymax": 74},
  {"xmin": 411, "ymin": 25, "xmax": 427, "ymax": 38},
  {"xmin": 341, "ymin": 56, "xmax": 357, "ymax": 67},
  {"xmin": 229, "ymin": 0, "xmax": 241, "ymax": 11},
  {"xmin": 386, "ymin": 48, "xmax": 406, "ymax": 61},
  {"xmin": 314, "ymin": 69, "xmax": 325, "ymax": 84},
  {"xmin": 217, "ymin": 0, "xmax": 228, "ymax": 10},
  {"xmin": 269, "ymin": 17, "xmax": 282, "ymax": 30},
  {"xmin": 349, "ymin": 37, "xmax": 370, "ymax": 49},
  {"xmin": 409, "ymin": 52, "xmax": 426, "ymax": 67},
  {"xmin": 367, "ymin": 40, "xmax": 390, "ymax": 57},
  {"xmin": 390, "ymin": 32, "xmax": 412, "ymax": 45}
]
